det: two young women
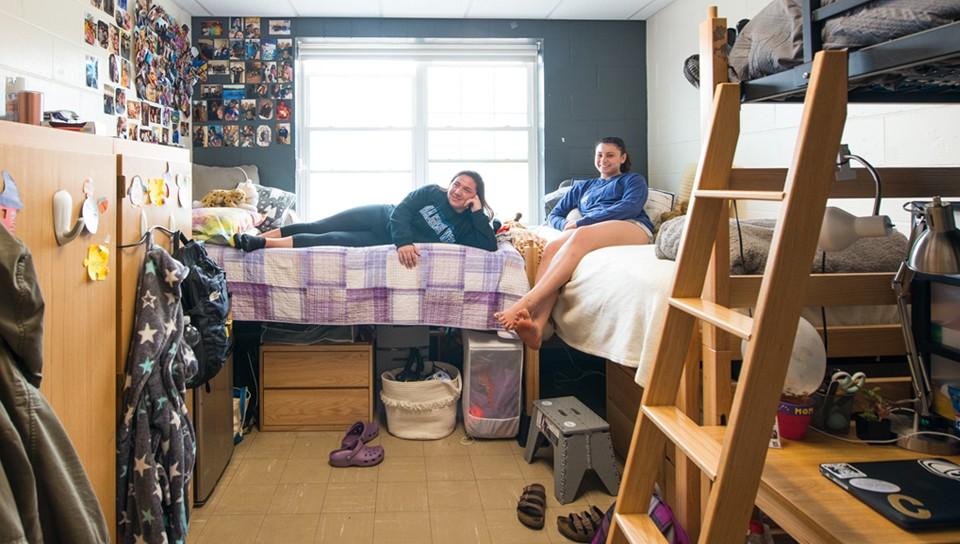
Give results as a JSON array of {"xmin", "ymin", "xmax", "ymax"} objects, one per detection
[{"xmin": 236, "ymin": 137, "xmax": 653, "ymax": 348}]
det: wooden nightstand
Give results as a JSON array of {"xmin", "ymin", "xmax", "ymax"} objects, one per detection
[{"xmin": 259, "ymin": 343, "xmax": 373, "ymax": 431}]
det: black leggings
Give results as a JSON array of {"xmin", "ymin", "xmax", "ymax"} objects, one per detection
[{"xmin": 279, "ymin": 204, "xmax": 395, "ymax": 248}]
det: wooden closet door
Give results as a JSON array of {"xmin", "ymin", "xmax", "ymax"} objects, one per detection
[{"xmin": 0, "ymin": 121, "xmax": 118, "ymax": 538}]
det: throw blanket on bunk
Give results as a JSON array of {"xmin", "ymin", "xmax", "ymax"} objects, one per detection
[
  {"xmin": 655, "ymin": 216, "xmax": 908, "ymax": 274},
  {"xmin": 206, "ymin": 242, "xmax": 529, "ymax": 329}
]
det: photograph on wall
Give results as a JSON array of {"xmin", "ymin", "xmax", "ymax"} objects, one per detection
[
  {"xmin": 209, "ymin": 61, "xmax": 229, "ymax": 76},
  {"xmin": 261, "ymin": 40, "xmax": 276, "ymax": 61},
  {"xmin": 224, "ymin": 125, "xmax": 239, "ymax": 147},
  {"xmin": 120, "ymin": 31, "xmax": 131, "ymax": 58},
  {"xmin": 207, "ymin": 99, "xmax": 224, "ymax": 121},
  {"xmin": 200, "ymin": 84, "xmax": 221, "ymax": 99},
  {"xmin": 121, "ymin": 59, "xmax": 131, "ymax": 88},
  {"xmin": 128, "ymin": 123, "xmax": 138, "ymax": 141},
  {"xmin": 241, "ymin": 99, "xmax": 257, "ymax": 121},
  {"xmin": 197, "ymin": 39, "xmax": 214, "ymax": 60},
  {"xmin": 180, "ymin": 121, "xmax": 189, "ymax": 139},
  {"xmin": 139, "ymin": 127, "xmax": 153, "ymax": 143},
  {"xmin": 148, "ymin": 104, "xmax": 161, "ymax": 124},
  {"xmin": 192, "ymin": 100, "xmax": 207, "ymax": 122},
  {"xmin": 193, "ymin": 125, "xmax": 206, "ymax": 147},
  {"xmin": 245, "ymin": 39, "xmax": 260, "ymax": 60},
  {"xmin": 262, "ymin": 62, "xmax": 277, "ymax": 83},
  {"xmin": 229, "ymin": 62, "xmax": 245, "ymax": 84},
  {"xmin": 240, "ymin": 125, "xmax": 255, "ymax": 147},
  {"xmin": 268, "ymin": 19, "xmax": 291, "ymax": 35},
  {"xmin": 117, "ymin": 116, "xmax": 127, "ymax": 139},
  {"xmin": 109, "ymin": 25, "xmax": 119, "ymax": 54},
  {"xmin": 230, "ymin": 39, "xmax": 244, "ymax": 59},
  {"xmin": 257, "ymin": 98, "xmax": 273, "ymax": 120},
  {"xmin": 140, "ymin": 102, "xmax": 149, "ymax": 125},
  {"xmin": 115, "ymin": 88, "xmax": 127, "ymax": 115},
  {"xmin": 127, "ymin": 99, "xmax": 140, "ymax": 120},
  {"xmin": 104, "ymin": 0, "xmax": 114, "ymax": 16},
  {"xmin": 207, "ymin": 125, "xmax": 224, "ymax": 147},
  {"xmin": 276, "ymin": 39, "xmax": 292, "ymax": 60},
  {"xmin": 212, "ymin": 39, "xmax": 230, "ymax": 60},
  {"xmin": 276, "ymin": 123, "xmax": 290, "ymax": 145},
  {"xmin": 90, "ymin": 0, "xmax": 102, "ymax": 10},
  {"xmin": 108, "ymin": 53, "xmax": 120, "ymax": 83},
  {"xmin": 245, "ymin": 61, "xmax": 263, "ymax": 84},
  {"xmin": 223, "ymin": 100, "xmax": 240, "ymax": 121},
  {"xmin": 115, "ymin": 8, "xmax": 131, "ymax": 31},
  {"xmin": 279, "ymin": 60, "xmax": 293, "ymax": 82},
  {"xmin": 103, "ymin": 89, "xmax": 115, "ymax": 115},
  {"xmin": 200, "ymin": 20, "xmax": 223, "ymax": 37},
  {"xmin": 84, "ymin": 14, "xmax": 96, "ymax": 45},
  {"xmin": 162, "ymin": 106, "xmax": 171, "ymax": 127},
  {"xmin": 229, "ymin": 17, "xmax": 243, "ymax": 39},
  {"xmin": 276, "ymin": 99, "xmax": 290, "ymax": 121},
  {"xmin": 251, "ymin": 82, "xmax": 273, "ymax": 98},
  {"xmin": 277, "ymin": 83, "xmax": 293, "ymax": 100},
  {"xmin": 256, "ymin": 125, "xmax": 271, "ymax": 147},
  {"xmin": 97, "ymin": 20, "xmax": 109, "ymax": 48},
  {"xmin": 244, "ymin": 17, "xmax": 261, "ymax": 39},
  {"xmin": 222, "ymin": 84, "xmax": 244, "ymax": 102},
  {"xmin": 85, "ymin": 55, "xmax": 99, "ymax": 88}
]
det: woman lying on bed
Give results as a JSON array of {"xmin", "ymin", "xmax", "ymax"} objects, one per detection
[
  {"xmin": 495, "ymin": 137, "xmax": 653, "ymax": 348},
  {"xmin": 233, "ymin": 170, "xmax": 497, "ymax": 269}
]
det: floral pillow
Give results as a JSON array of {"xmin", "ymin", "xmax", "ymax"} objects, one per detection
[{"xmin": 254, "ymin": 185, "xmax": 296, "ymax": 232}]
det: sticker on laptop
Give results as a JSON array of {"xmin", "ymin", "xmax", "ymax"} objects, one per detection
[
  {"xmin": 849, "ymin": 478, "xmax": 901, "ymax": 494},
  {"xmin": 918, "ymin": 459, "xmax": 960, "ymax": 482},
  {"xmin": 822, "ymin": 463, "xmax": 867, "ymax": 480}
]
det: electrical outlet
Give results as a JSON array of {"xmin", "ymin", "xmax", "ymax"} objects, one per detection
[{"xmin": 836, "ymin": 143, "xmax": 856, "ymax": 181}]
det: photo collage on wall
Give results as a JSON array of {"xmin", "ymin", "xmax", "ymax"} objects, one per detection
[
  {"xmin": 85, "ymin": 0, "xmax": 197, "ymax": 147},
  {"xmin": 192, "ymin": 17, "xmax": 293, "ymax": 149}
]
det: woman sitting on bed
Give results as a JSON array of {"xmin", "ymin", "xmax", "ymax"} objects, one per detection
[
  {"xmin": 495, "ymin": 137, "xmax": 653, "ymax": 348},
  {"xmin": 233, "ymin": 171, "xmax": 497, "ymax": 269}
]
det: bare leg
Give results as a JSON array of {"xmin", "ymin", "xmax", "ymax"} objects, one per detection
[
  {"xmin": 498, "ymin": 221, "xmax": 650, "ymax": 348},
  {"xmin": 263, "ymin": 237, "xmax": 294, "ymax": 248},
  {"xmin": 495, "ymin": 233, "xmax": 570, "ymax": 329},
  {"xmin": 261, "ymin": 228, "xmax": 282, "ymax": 238}
]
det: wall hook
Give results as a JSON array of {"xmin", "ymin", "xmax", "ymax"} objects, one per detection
[{"xmin": 53, "ymin": 190, "xmax": 85, "ymax": 246}]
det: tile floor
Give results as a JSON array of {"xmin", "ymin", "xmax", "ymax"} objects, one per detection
[{"xmin": 188, "ymin": 425, "xmax": 618, "ymax": 543}]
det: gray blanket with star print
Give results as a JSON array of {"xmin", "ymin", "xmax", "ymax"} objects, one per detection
[{"xmin": 116, "ymin": 247, "xmax": 197, "ymax": 544}]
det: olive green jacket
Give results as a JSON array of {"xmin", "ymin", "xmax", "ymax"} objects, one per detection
[{"xmin": 0, "ymin": 225, "xmax": 109, "ymax": 544}]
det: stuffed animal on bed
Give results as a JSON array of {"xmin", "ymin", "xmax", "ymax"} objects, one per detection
[
  {"xmin": 496, "ymin": 213, "xmax": 547, "ymax": 268},
  {"xmin": 199, "ymin": 181, "xmax": 259, "ymax": 212}
]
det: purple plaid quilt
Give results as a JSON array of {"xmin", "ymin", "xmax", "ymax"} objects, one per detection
[{"xmin": 206, "ymin": 242, "xmax": 529, "ymax": 330}]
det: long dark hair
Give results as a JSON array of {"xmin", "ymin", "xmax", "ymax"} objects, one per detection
[
  {"xmin": 451, "ymin": 170, "xmax": 494, "ymax": 218},
  {"xmin": 598, "ymin": 136, "xmax": 631, "ymax": 173}
]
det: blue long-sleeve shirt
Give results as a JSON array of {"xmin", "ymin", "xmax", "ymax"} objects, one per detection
[{"xmin": 547, "ymin": 172, "xmax": 653, "ymax": 232}]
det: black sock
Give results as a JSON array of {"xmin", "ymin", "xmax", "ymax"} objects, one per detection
[{"xmin": 235, "ymin": 233, "xmax": 266, "ymax": 252}]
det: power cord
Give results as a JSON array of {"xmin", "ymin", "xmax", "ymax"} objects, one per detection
[
  {"xmin": 810, "ymin": 425, "xmax": 960, "ymax": 445},
  {"xmin": 838, "ymin": 153, "xmax": 882, "ymax": 216}
]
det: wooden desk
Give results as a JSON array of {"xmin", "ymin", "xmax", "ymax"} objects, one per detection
[{"xmin": 703, "ymin": 428, "xmax": 960, "ymax": 543}]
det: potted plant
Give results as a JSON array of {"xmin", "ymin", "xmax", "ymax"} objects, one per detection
[
  {"xmin": 778, "ymin": 393, "xmax": 816, "ymax": 440},
  {"xmin": 853, "ymin": 386, "xmax": 896, "ymax": 442}
]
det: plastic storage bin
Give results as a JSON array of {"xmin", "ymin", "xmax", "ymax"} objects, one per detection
[{"xmin": 462, "ymin": 330, "xmax": 523, "ymax": 438}]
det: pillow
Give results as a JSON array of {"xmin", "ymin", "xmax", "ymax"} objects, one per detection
[
  {"xmin": 255, "ymin": 185, "xmax": 297, "ymax": 232},
  {"xmin": 192, "ymin": 164, "xmax": 261, "ymax": 200},
  {"xmin": 645, "ymin": 188, "xmax": 676, "ymax": 230},
  {"xmin": 192, "ymin": 207, "xmax": 261, "ymax": 246}
]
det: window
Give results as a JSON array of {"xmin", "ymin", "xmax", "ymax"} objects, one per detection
[{"xmin": 298, "ymin": 39, "xmax": 541, "ymax": 222}]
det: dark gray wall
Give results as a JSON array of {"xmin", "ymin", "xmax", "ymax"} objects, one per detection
[{"xmin": 192, "ymin": 17, "xmax": 646, "ymax": 195}]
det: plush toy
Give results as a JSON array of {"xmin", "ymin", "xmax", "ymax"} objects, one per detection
[
  {"xmin": 496, "ymin": 213, "xmax": 547, "ymax": 268},
  {"xmin": 200, "ymin": 188, "xmax": 248, "ymax": 208}
]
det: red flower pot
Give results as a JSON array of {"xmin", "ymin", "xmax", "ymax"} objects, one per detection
[{"xmin": 777, "ymin": 398, "xmax": 815, "ymax": 440}]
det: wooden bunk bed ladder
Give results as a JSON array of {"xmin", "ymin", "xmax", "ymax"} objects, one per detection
[{"xmin": 607, "ymin": 50, "xmax": 848, "ymax": 544}]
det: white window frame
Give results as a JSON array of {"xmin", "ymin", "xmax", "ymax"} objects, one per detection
[{"xmin": 295, "ymin": 38, "xmax": 543, "ymax": 223}]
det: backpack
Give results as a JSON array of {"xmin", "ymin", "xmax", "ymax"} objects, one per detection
[
  {"xmin": 173, "ymin": 233, "xmax": 231, "ymax": 388},
  {"xmin": 590, "ymin": 494, "xmax": 690, "ymax": 544}
]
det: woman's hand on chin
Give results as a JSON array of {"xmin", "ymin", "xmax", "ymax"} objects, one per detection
[{"xmin": 397, "ymin": 244, "xmax": 420, "ymax": 269}]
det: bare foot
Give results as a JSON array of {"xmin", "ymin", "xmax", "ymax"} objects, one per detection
[
  {"xmin": 494, "ymin": 303, "xmax": 528, "ymax": 331},
  {"xmin": 513, "ymin": 309, "xmax": 542, "ymax": 349}
]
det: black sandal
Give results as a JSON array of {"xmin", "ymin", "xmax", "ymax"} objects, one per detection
[
  {"xmin": 557, "ymin": 505, "xmax": 605, "ymax": 542},
  {"xmin": 516, "ymin": 483, "xmax": 546, "ymax": 530}
]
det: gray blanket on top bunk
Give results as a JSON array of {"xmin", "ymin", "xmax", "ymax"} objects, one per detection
[
  {"xmin": 729, "ymin": 0, "xmax": 960, "ymax": 82},
  {"xmin": 655, "ymin": 216, "xmax": 909, "ymax": 275}
]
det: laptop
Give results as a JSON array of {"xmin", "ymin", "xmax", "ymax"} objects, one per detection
[{"xmin": 820, "ymin": 458, "xmax": 960, "ymax": 530}]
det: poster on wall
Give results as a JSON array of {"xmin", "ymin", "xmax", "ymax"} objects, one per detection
[
  {"xmin": 85, "ymin": 55, "xmax": 99, "ymax": 88},
  {"xmin": 268, "ymin": 19, "xmax": 291, "ymax": 35}
]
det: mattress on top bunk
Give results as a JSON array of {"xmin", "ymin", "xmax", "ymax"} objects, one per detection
[
  {"xmin": 728, "ymin": 0, "xmax": 960, "ymax": 84},
  {"xmin": 205, "ymin": 242, "xmax": 529, "ymax": 330}
]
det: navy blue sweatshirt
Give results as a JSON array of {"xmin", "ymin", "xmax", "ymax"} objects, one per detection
[
  {"xmin": 547, "ymin": 172, "xmax": 653, "ymax": 232},
  {"xmin": 389, "ymin": 185, "xmax": 497, "ymax": 251}
]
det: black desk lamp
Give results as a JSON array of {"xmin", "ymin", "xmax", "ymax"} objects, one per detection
[{"xmin": 892, "ymin": 197, "xmax": 960, "ymax": 454}]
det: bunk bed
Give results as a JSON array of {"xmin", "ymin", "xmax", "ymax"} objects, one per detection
[{"xmin": 648, "ymin": 3, "xmax": 960, "ymax": 541}]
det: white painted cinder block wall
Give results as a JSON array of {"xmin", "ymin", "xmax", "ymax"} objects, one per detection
[
  {"xmin": 0, "ymin": 0, "xmax": 189, "ymax": 140},
  {"xmin": 646, "ymin": 0, "xmax": 960, "ymax": 229}
]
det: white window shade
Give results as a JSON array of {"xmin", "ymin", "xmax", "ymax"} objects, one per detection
[{"xmin": 298, "ymin": 39, "xmax": 539, "ymax": 62}]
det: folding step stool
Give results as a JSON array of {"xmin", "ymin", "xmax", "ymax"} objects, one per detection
[{"xmin": 523, "ymin": 396, "xmax": 621, "ymax": 504}]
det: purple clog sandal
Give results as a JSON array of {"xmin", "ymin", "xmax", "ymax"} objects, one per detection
[
  {"xmin": 328, "ymin": 440, "xmax": 384, "ymax": 468},
  {"xmin": 340, "ymin": 420, "xmax": 379, "ymax": 449}
]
